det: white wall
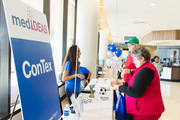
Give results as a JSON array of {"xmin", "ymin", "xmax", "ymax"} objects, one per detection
[
  {"xmin": 76, "ymin": 0, "xmax": 99, "ymax": 78},
  {"xmin": 59, "ymin": 85, "xmax": 65, "ymax": 98},
  {"xmin": 144, "ymin": 45, "xmax": 157, "ymax": 59}
]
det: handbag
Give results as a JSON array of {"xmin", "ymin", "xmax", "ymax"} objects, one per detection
[{"xmin": 115, "ymin": 92, "xmax": 128, "ymax": 120}]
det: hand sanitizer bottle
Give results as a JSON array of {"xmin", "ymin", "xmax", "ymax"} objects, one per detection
[{"xmin": 63, "ymin": 104, "xmax": 70, "ymax": 120}]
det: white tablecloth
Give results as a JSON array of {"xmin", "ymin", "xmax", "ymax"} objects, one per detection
[{"xmin": 80, "ymin": 78, "xmax": 114, "ymax": 120}]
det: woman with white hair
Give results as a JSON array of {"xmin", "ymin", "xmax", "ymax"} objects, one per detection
[{"xmin": 118, "ymin": 46, "xmax": 165, "ymax": 120}]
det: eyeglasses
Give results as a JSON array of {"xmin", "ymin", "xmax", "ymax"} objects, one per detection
[{"xmin": 128, "ymin": 44, "xmax": 136, "ymax": 46}]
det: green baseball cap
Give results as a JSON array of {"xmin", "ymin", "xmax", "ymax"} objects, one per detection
[{"xmin": 125, "ymin": 37, "xmax": 139, "ymax": 44}]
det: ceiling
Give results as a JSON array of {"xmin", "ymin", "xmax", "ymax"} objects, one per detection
[{"xmin": 103, "ymin": 0, "xmax": 180, "ymax": 46}]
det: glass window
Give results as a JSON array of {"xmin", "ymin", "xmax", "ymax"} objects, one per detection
[
  {"xmin": 10, "ymin": 52, "xmax": 20, "ymax": 112},
  {"xmin": 50, "ymin": 0, "xmax": 64, "ymax": 85},
  {"xmin": 0, "ymin": 0, "xmax": 10, "ymax": 114},
  {"xmin": 21, "ymin": 0, "xmax": 44, "ymax": 12},
  {"xmin": 67, "ymin": 0, "xmax": 75, "ymax": 51}
]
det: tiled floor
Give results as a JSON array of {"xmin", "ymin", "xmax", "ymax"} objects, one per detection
[
  {"xmin": 61, "ymin": 97, "xmax": 69, "ymax": 111},
  {"xmin": 159, "ymin": 81, "xmax": 180, "ymax": 120}
]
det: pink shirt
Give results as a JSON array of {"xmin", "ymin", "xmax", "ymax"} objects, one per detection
[{"xmin": 124, "ymin": 54, "xmax": 136, "ymax": 82}]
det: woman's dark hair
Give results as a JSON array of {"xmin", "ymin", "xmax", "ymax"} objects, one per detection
[
  {"xmin": 62, "ymin": 45, "xmax": 80, "ymax": 72},
  {"xmin": 131, "ymin": 46, "xmax": 151, "ymax": 61},
  {"xmin": 151, "ymin": 56, "xmax": 159, "ymax": 62},
  {"xmin": 154, "ymin": 56, "xmax": 159, "ymax": 59}
]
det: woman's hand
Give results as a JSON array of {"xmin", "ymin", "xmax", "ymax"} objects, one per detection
[
  {"xmin": 111, "ymin": 81, "xmax": 123, "ymax": 90},
  {"xmin": 76, "ymin": 74, "xmax": 85, "ymax": 79},
  {"xmin": 122, "ymin": 69, "xmax": 131, "ymax": 74},
  {"xmin": 119, "ymin": 82, "xmax": 123, "ymax": 86},
  {"xmin": 85, "ymin": 80, "xmax": 89, "ymax": 84},
  {"xmin": 119, "ymin": 67, "xmax": 123, "ymax": 72},
  {"xmin": 112, "ymin": 85, "xmax": 119, "ymax": 90}
]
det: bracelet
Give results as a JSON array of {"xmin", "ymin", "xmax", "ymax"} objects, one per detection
[{"xmin": 129, "ymin": 69, "xmax": 131, "ymax": 73}]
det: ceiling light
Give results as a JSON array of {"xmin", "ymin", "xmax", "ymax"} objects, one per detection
[
  {"xmin": 133, "ymin": 20, "xmax": 147, "ymax": 24},
  {"xmin": 150, "ymin": 3, "xmax": 156, "ymax": 6}
]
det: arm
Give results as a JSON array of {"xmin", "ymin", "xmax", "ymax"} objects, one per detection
[
  {"xmin": 87, "ymin": 71, "xmax": 91, "ymax": 80},
  {"xmin": 119, "ymin": 67, "xmax": 154, "ymax": 98},
  {"xmin": 119, "ymin": 66, "xmax": 135, "ymax": 74},
  {"xmin": 160, "ymin": 63, "xmax": 163, "ymax": 77},
  {"xmin": 121, "ymin": 54, "xmax": 136, "ymax": 74},
  {"xmin": 62, "ymin": 61, "xmax": 85, "ymax": 82},
  {"xmin": 122, "ymin": 68, "xmax": 135, "ymax": 74},
  {"xmin": 62, "ymin": 71, "xmax": 85, "ymax": 82},
  {"xmin": 85, "ymin": 71, "xmax": 91, "ymax": 84}
]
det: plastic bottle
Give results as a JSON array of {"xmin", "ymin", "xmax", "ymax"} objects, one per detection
[
  {"xmin": 63, "ymin": 104, "xmax": 70, "ymax": 120},
  {"xmin": 69, "ymin": 105, "xmax": 75, "ymax": 114}
]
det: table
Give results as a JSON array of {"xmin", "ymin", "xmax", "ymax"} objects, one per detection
[{"xmin": 80, "ymin": 78, "xmax": 114, "ymax": 120}]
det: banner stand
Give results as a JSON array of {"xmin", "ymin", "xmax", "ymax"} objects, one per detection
[
  {"xmin": 9, "ymin": 94, "xmax": 19, "ymax": 120},
  {"xmin": 3, "ymin": 0, "xmax": 62, "ymax": 119}
]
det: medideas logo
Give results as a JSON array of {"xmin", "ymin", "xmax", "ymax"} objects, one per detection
[{"xmin": 11, "ymin": 7, "xmax": 47, "ymax": 34}]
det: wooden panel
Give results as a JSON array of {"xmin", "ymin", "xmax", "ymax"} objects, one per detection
[
  {"xmin": 171, "ymin": 67, "xmax": 180, "ymax": 80},
  {"xmin": 151, "ymin": 30, "xmax": 176, "ymax": 40},
  {"xmin": 176, "ymin": 30, "xmax": 180, "ymax": 40},
  {"xmin": 141, "ymin": 30, "xmax": 180, "ymax": 44}
]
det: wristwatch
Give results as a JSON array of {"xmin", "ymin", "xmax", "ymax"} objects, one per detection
[{"xmin": 129, "ymin": 69, "xmax": 131, "ymax": 73}]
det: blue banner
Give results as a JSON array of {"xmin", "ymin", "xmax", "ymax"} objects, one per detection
[
  {"xmin": 124, "ymin": 36, "xmax": 136, "ymax": 41},
  {"xmin": 11, "ymin": 37, "xmax": 61, "ymax": 120}
]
